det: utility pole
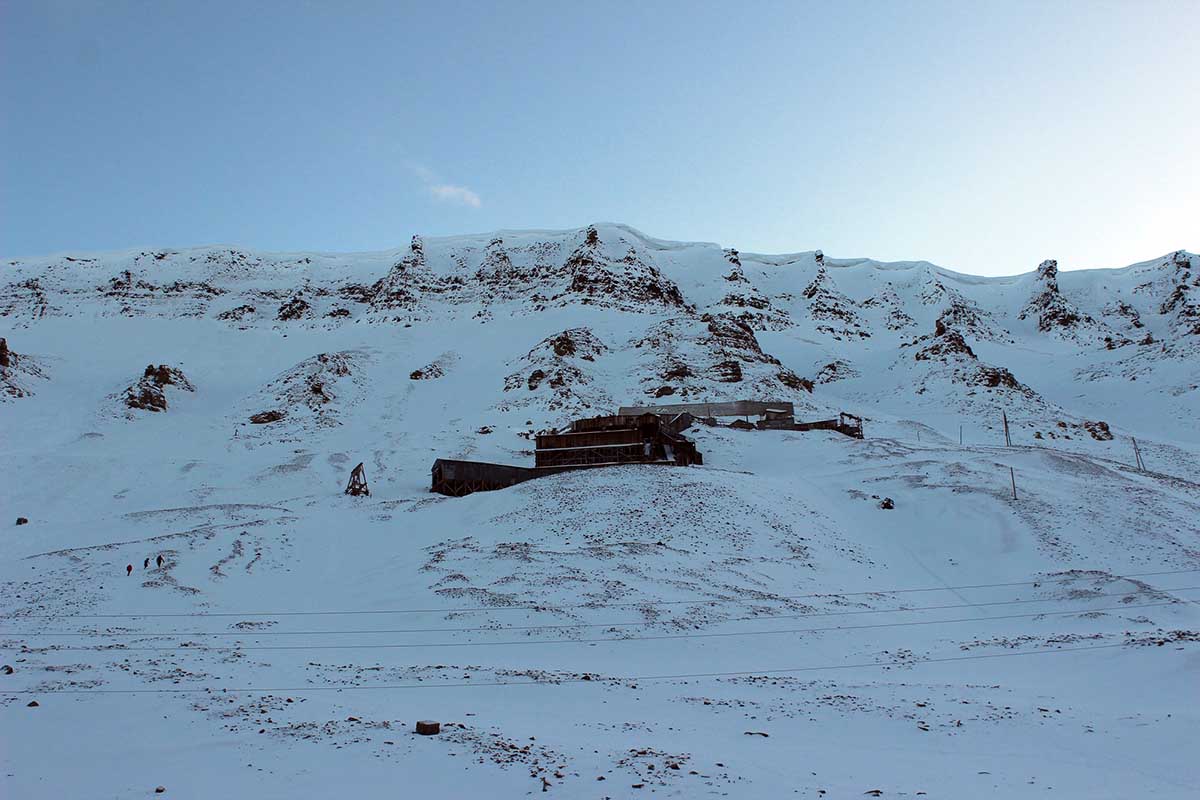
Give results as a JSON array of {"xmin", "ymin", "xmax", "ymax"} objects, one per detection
[
  {"xmin": 1002, "ymin": 412, "xmax": 1012, "ymax": 447},
  {"xmin": 1132, "ymin": 437, "xmax": 1145, "ymax": 471}
]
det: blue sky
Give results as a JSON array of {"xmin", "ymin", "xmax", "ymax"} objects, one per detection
[{"xmin": 1, "ymin": 0, "xmax": 1195, "ymax": 275}]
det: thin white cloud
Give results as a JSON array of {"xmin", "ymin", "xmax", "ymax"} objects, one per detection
[
  {"xmin": 405, "ymin": 162, "xmax": 481, "ymax": 208},
  {"xmin": 428, "ymin": 183, "xmax": 481, "ymax": 208}
]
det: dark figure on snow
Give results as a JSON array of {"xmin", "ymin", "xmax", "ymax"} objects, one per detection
[
  {"xmin": 144, "ymin": 557, "xmax": 150, "ymax": 570},
  {"xmin": 126, "ymin": 564, "xmax": 133, "ymax": 576},
  {"xmin": 156, "ymin": 554, "xmax": 165, "ymax": 568}
]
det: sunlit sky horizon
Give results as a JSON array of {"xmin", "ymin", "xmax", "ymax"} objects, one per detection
[{"xmin": 2, "ymin": 1, "xmax": 1196, "ymax": 275}]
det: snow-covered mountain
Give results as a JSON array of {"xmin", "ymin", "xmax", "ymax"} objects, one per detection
[{"xmin": 2, "ymin": 224, "xmax": 1199, "ymax": 798}]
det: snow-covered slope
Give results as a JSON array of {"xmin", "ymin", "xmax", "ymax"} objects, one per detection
[{"xmin": 2, "ymin": 224, "xmax": 1198, "ymax": 798}]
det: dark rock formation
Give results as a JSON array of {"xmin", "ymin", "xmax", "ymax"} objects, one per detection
[
  {"xmin": 410, "ymin": 363, "xmax": 445, "ymax": 380},
  {"xmin": 124, "ymin": 364, "xmax": 194, "ymax": 412},
  {"xmin": 277, "ymin": 295, "xmax": 311, "ymax": 321}
]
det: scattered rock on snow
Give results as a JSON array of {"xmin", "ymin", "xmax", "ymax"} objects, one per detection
[{"xmin": 410, "ymin": 363, "xmax": 445, "ymax": 380}]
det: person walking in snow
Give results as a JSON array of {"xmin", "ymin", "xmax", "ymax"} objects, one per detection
[{"xmin": 126, "ymin": 564, "xmax": 133, "ymax": 576}]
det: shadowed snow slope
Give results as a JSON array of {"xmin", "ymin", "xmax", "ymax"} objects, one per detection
[{"xmin": 2, "ymin": 225, "xmax": 1198, "ymax": 798}]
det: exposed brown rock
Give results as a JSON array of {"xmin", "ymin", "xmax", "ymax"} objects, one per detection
[
  {"xmin": 778, "ymin": 370, "xmax": 813, "ymax": 392},
  {"xmin": 276, "ymin": 295, "xmax": 311, "ymax": 321},
  {"xmin": 124, "ymin": 365, "xmax": 194, "ymax": 412}
]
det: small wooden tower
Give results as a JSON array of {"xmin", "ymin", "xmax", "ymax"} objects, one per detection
[{"xmin": 345, "ymin": 462, "xmax": 370, "ymax": 496}]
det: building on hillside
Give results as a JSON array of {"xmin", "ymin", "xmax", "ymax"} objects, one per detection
[
  {"xmin": 535, "ymin": 413, "xmax": 702, "ymax": 469},
  {"xmin": 756, "ymin": 406, "xmax": 796, "ymax": 430},
  {"xmin": 618, "ymin": 398, "xmax": 863, "ymax": 439},
  {"xmin": 430, "ymin": 412, "xmax": 703, "ymax": 497},
  {"xmin": 430, "ymin": 459, "xmax": 539, "ymax": 497},
  {"xmin": 793, "ymin": 412, "xmax": 864, "ymax": 439}
]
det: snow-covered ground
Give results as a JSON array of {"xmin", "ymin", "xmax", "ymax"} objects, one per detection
[{"xmin": 2, "ymin": 224, "xmax": 1198, "ymax": 798}]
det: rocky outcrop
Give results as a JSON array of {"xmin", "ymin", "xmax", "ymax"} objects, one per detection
[
  {"xmin": 1159, "ymin": 250, "xmax": 1199, "ymax": 336},
  {"xmin": 368, "ymin": 227, "xmax": 687, "ymax": 317},
  {"xmin": 217, "ymin": 304, "xmax": 258, "ymax": 322},
  {"xmin": 1, "ymin": 338, "xmax": 48, "ymax": 400},
  {"xmin": 628, "ymin": 314, "xmax": 810, "ymax": 404},
  {"xmin": 561, "ymin": 240, "xmax": 686, "ymax": 311},
  {"xmin": 370, "ymin": 236, "xmax": 443, "ymax": 313},
  {"xmin": 410, "ymin": 364, "xmax": 445, "ymax": 380},
  {"xmin": 1021, "ymin": 260, "xmax": 1084, "ymax": 331},
  {"xmin": 861, "ymin": 285, "xmax": 915, "ymax": 330},
  {"xmin": 915, "ymin": 328, "xmax": 976, "ymax": 362},
  {"xmin": 914, "ymin": 318, "xmax": 977, "ymax": 362},
  {"xmin": 801, "ymin": 267, "xmax": 869, "ymax": 339},
  {"xmin": 0, "ymin": 278, "xmax": 57, "ymax": 320},
  {"xmin": 969, "ymin": 365, "xmax": 1031, "ymax": 393},
  {"xmin": 1020, "ymin": 259, "xmax": 1122, "ymax": 345},
  {"xmin": 815, "ymin": 359, "xmax": 858, "ymax": 384},
  {"xmin": 920, "ymin": 275, "xmax": 1010, "ymax": 343},
  {"xmin": 277, "ymin": 294, "xmax": 312, "ymax": 321},
  {"xmin": 239, "ymin": 351, "xmax": 368, "ymax": 436},
  {"xmin": 500, "ymin": 328, "xmax": 613, "ymax": 413},
  {"xmin": 123, "ymin": 364, "xmax": 195, "ymax": 412}
]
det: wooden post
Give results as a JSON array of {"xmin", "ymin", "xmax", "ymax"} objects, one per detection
[
  {"xmin": 1002, "ymin": 412, "xmax": 1012, "ymax": 447},
  {"xmin": 1132, "ymin": 437, "xmax": 1145, "ymax": 471},
  {"xmin": 959, "ymin": 424, "xmax": 963, "ymax": 446},
  {"xmin": 1009, "ymin": 467, "xmax": 1017, "ymax": 500}
]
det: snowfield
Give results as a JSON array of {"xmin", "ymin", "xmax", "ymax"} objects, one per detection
[{"xmin": 2, "ymin": 224, "xmax": 1198, "ymax": 798}]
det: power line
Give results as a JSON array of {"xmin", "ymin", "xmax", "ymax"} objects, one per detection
[
  {"xmin": 14, "ymin": 600, "xmax": 1184, "ymax": 653},
  {"xmin": 9, "ymin": 585, "xmax": 1197, "ymax": 638},
  {"xmin": 0, "ymin": 641, "xmax": 1178, "ymax": 696},
  {"xmin": 5, "ymin": 568, "xmax": 1195, "ymax": 620}
]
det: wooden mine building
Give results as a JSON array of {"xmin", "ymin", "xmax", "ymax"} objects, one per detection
[
  {"xmin": 535, "ymin": 413, "xmax": 702, "ymax": 469},
  {"xmin": 429, "ymin": 402, "xmax": 863, "ymax": 497},
  {"xmin": 431, "ymin": 412, "xmax": 702, "ymax": 497}
]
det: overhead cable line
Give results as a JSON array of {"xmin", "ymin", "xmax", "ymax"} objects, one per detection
[
  {"xmin": 5, "ymin": 568, "xmax": 1195, "ymax": 620},
  {"xmin": 9, "ymin": 585, "xmax": 1197, "ymax": 638},
  {"xmin": 1, "ymin": 641, "xmax": 1181, "ymax": 695},
  {"xmin": 15, "ymin": 600, "xmax": 1184, "ymax": 653}
]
